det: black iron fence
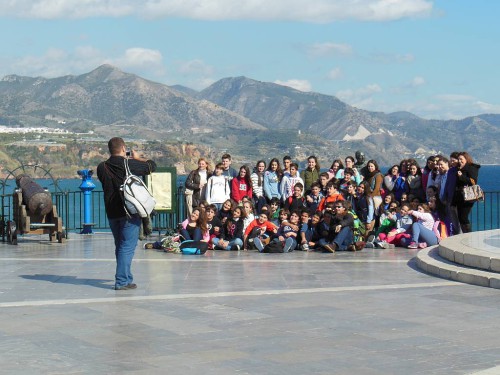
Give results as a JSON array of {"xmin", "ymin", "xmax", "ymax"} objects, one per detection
[
  {"xmin": 1, "ymin": 186, "xmax": 188, "ymax": 240},
  {"xmin": 1, "ymin": 188, "xmax": 499, "ymax": 241}
]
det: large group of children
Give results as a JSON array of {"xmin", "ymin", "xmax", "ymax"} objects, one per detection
[{"xmin": 169, "ymin": 150, "xmax": 481, "ymax": 253}]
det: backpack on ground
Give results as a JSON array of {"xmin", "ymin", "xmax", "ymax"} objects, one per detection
[
  {"xmin": 121, "ymin": 159, "xmax": 156, "ymax": 218},
  {"xmin": 180, "ymin": 240, "xmax": 208, "ymax": 255},
  {"xmin": 262, "ymin": 240, "xmax": 284, "ymax": 253}
]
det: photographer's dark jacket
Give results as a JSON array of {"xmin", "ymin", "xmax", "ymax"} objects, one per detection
[{"xmin": 97, "ymin": 156, "xmax": 157, "ymax": 219}]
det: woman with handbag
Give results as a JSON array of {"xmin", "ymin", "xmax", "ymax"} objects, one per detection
[
  {"xmin": 185, "ymin": 158, "xmax": 212, "ymax": 212},
  {"xmin": 452, "ymin": 152, "xmax": 481, "ymax": 233}
]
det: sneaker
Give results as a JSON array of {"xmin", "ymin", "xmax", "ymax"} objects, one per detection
[
  {"xmin": 231, "ymin": 244, "xmax": 241, "ymax": 251},
  {"xmin": 143, "ymin": 242, "xmax": 154, "ymax": 249},
  {"xmin": 125, "ymin": 283, "xmax": 137, "ymax": 289},
  {"xmin": 366, "ymin": 234, "xmax": 375, "ymax": 243},
  {"xmin": 408, "ymin": 242, "xmax": 418, "ymax": 249},
  {"xmin": 323, "ymin": 242, "xmax": 336, "ymax": 253},
  {"xmin": 377, "ymin": 241, "xmax": 390, "ymax": 249},
  {"xmin": 254, "ymin": 237, "xmax": 264, "ymax": 252},
  {"xmin": 301, "ymin": 243, "xmax": 309, "ymax": 251},
  {"xmin": 418, "ymin": 242, "xmax": 428, "ymax": 249}
]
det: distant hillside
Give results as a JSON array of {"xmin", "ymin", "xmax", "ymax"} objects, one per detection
[
  {"xmin": 0, "ymin": 65, "xmax": 265, "ymax": 139},
  {"xmin": 198, "ymin": 76, "xmax": 500, "ymax": 164},
  {"xmin": 0, "ymin": 65, "xmax": 498, "ymax": 166}
]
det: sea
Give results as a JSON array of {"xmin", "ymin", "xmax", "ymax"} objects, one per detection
[{"xmin": 1, "ymin": 165, "xmax": 499, "ymax": 232}]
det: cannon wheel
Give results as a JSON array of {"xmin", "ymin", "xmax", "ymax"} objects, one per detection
[{"xmin": 6, "ymin": 221, "xmax": 17, "ymax": 245}]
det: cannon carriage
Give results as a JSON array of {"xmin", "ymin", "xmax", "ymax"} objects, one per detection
[{"xmin": 2, "ymin": 174, "xmax": 65, "ymax": 245}]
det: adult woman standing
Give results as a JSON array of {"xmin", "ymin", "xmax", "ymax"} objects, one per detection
[
  {"xmin": 365, "ymin": 159, "xmax": 384, "ymax": 212},
  {"xmin": 452, "ymin": 152, "xmax": 481, "ymax": 233},
  {"xmin": 185, "ymin": 158, "xmax": 212, "ymax": 214},
  {"xmin": 263, "ymin": 158, "xmax": 283, "ymax": 202},
  {"xmin": 406, "ymin": 162, "xmax": 424, "ymax": 201}
]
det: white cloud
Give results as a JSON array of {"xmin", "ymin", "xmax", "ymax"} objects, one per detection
[
  {"xmin": 371, "ymin": 53, "xmax": 416, "ymax": 63},
  {"xmin": 274, "ymin": 79, "xmax": 312, "ymax": 92},
  {"xmin": 3, "ymin": 46, "xmax": 165, "ymax": 80},
  {"xmin": 0, "ymin": 0, "xmax": 434, "ymax": 22},
  {"xmin": 360, "ymin": 93, "xmax": 500, "ymax": 120},
  {"xmin": 307, "ymin": 43, "xmax": 353, "ymax": 58},
  {"xmin": 327, "ymin": 67, "xmax": 343, "ymax": 80},
  {"xmin": 336, "ymin": 84, "xmax": 382, "ymax": 107},
  {"xmin": 178, "ymin": 59, "xmax": 214, "ymax": 76},
  {"xmin": 174, "ymin": 59, "xmax": 216, "ymax": 90},
  {"xmin": 116, "ymin": 48, "xmax": 163, "ymax": 67},
  {"xmin": 411, "ymin": 76, "xmax": 425, "ymax": 87}
]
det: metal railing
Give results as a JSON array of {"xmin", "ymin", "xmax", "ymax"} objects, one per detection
[
  {"xmin": 1, "ymin": 185, "xmax": 188, "ymax": 240},
  {"xmin": 471, "ymin": 191, "xmax": 499, "ymax": 231},
  {"xmin": 1, "ymin": 188, "xmax": 498, "ymax": 241}
]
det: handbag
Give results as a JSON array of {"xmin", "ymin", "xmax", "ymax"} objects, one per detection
[{"xmin": 462, "ymin": 180, "xmax": 484, "ymax": 202}]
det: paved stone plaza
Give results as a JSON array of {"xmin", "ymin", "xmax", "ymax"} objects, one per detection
[{"xmin": 1, "ymin": 230, "xmax": 500, "ymax": 374}]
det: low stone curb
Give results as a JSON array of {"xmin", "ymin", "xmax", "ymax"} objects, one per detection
[
  {"xmin": 416, "ymin": 246, "xmax": 500, "ymax": 289},
  {"xmin": 438, "ymin": 232, "xmax": 500, "ymax": 273}
]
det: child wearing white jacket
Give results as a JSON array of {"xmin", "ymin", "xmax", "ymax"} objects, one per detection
[{"xmin": 205, "ymin": 163, "xmax": 230, "ymax": 211}]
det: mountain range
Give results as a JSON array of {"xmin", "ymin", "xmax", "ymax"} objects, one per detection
[{"xmin": 0, "ymin": 64, "xmax": 498, "ymax": 165}]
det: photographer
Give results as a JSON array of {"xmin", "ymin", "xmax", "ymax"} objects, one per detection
[{"xmin": 97, "ymin": 137, "xmax": 156, "ymax": 291}]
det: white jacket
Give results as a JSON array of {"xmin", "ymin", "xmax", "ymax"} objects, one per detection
[{"xmin": 205, "ymin": 175, "xmax": 230, "ymax": 204}]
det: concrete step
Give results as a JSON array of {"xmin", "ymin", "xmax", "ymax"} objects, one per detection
[
  {"xmin": 438, "ymin": 231, "xmax": 500, "ymax": 273},
  {"xmin": 416, "ymin": 246, "xmax": 500, "ymax": 289}
]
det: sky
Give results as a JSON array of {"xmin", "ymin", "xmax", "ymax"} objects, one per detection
[{"xmin": 0, "ymin": 0, "xmax": 499, "ymax": 120}]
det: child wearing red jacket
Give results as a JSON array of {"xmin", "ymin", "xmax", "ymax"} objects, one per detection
[{"xmin": 231, "ymin": 165, "xmax": 253, "ymax": 204}]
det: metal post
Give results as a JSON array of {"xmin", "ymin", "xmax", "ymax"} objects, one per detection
[{"xmin": 77, "ymin": 169, "xmax": 96, "ymax": 234}]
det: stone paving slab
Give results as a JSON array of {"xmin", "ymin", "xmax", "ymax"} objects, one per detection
[{"xmin": 1, "ymin": 232, "xmax": 500, "ymax": 374}]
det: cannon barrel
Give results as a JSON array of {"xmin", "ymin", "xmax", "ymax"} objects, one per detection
[{"xmin": 15, "ymin": 174, "xmax": 53, "ymax": 216}]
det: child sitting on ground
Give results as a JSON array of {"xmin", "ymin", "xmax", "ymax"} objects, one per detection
[
  {"xmin": 263, "ymin": 210, "xmax": 301, "ymax": 253},
  {"xmin": 306, "ymin": 182, "xmax": 323, "ymax": 212}
]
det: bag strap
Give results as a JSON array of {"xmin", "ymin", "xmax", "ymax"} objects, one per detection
[{"xmin": 123, "ymin": 158, "xmax": 132, "ymax": 178}]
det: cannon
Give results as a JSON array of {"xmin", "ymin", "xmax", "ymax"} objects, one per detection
[{"xmin": 4, "ymin": 174, "xmax": 64, "ymax": 245}]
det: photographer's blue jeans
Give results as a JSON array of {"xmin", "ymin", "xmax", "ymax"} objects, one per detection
[{"xmin": 109, "ymin": 215, "xmax": 141, "ymax": 288}]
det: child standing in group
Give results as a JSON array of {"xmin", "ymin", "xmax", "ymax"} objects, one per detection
[
  {"xmin": 280, "ymin": 163, "xmax": 304, "ymax": 205},
  {"xmin": 205, "ymin": 163, "xmax": 230, "ymax": 211},
  {"xmin": 231, "ymin": 165, "xmax": 253, "ymax": 205}
]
